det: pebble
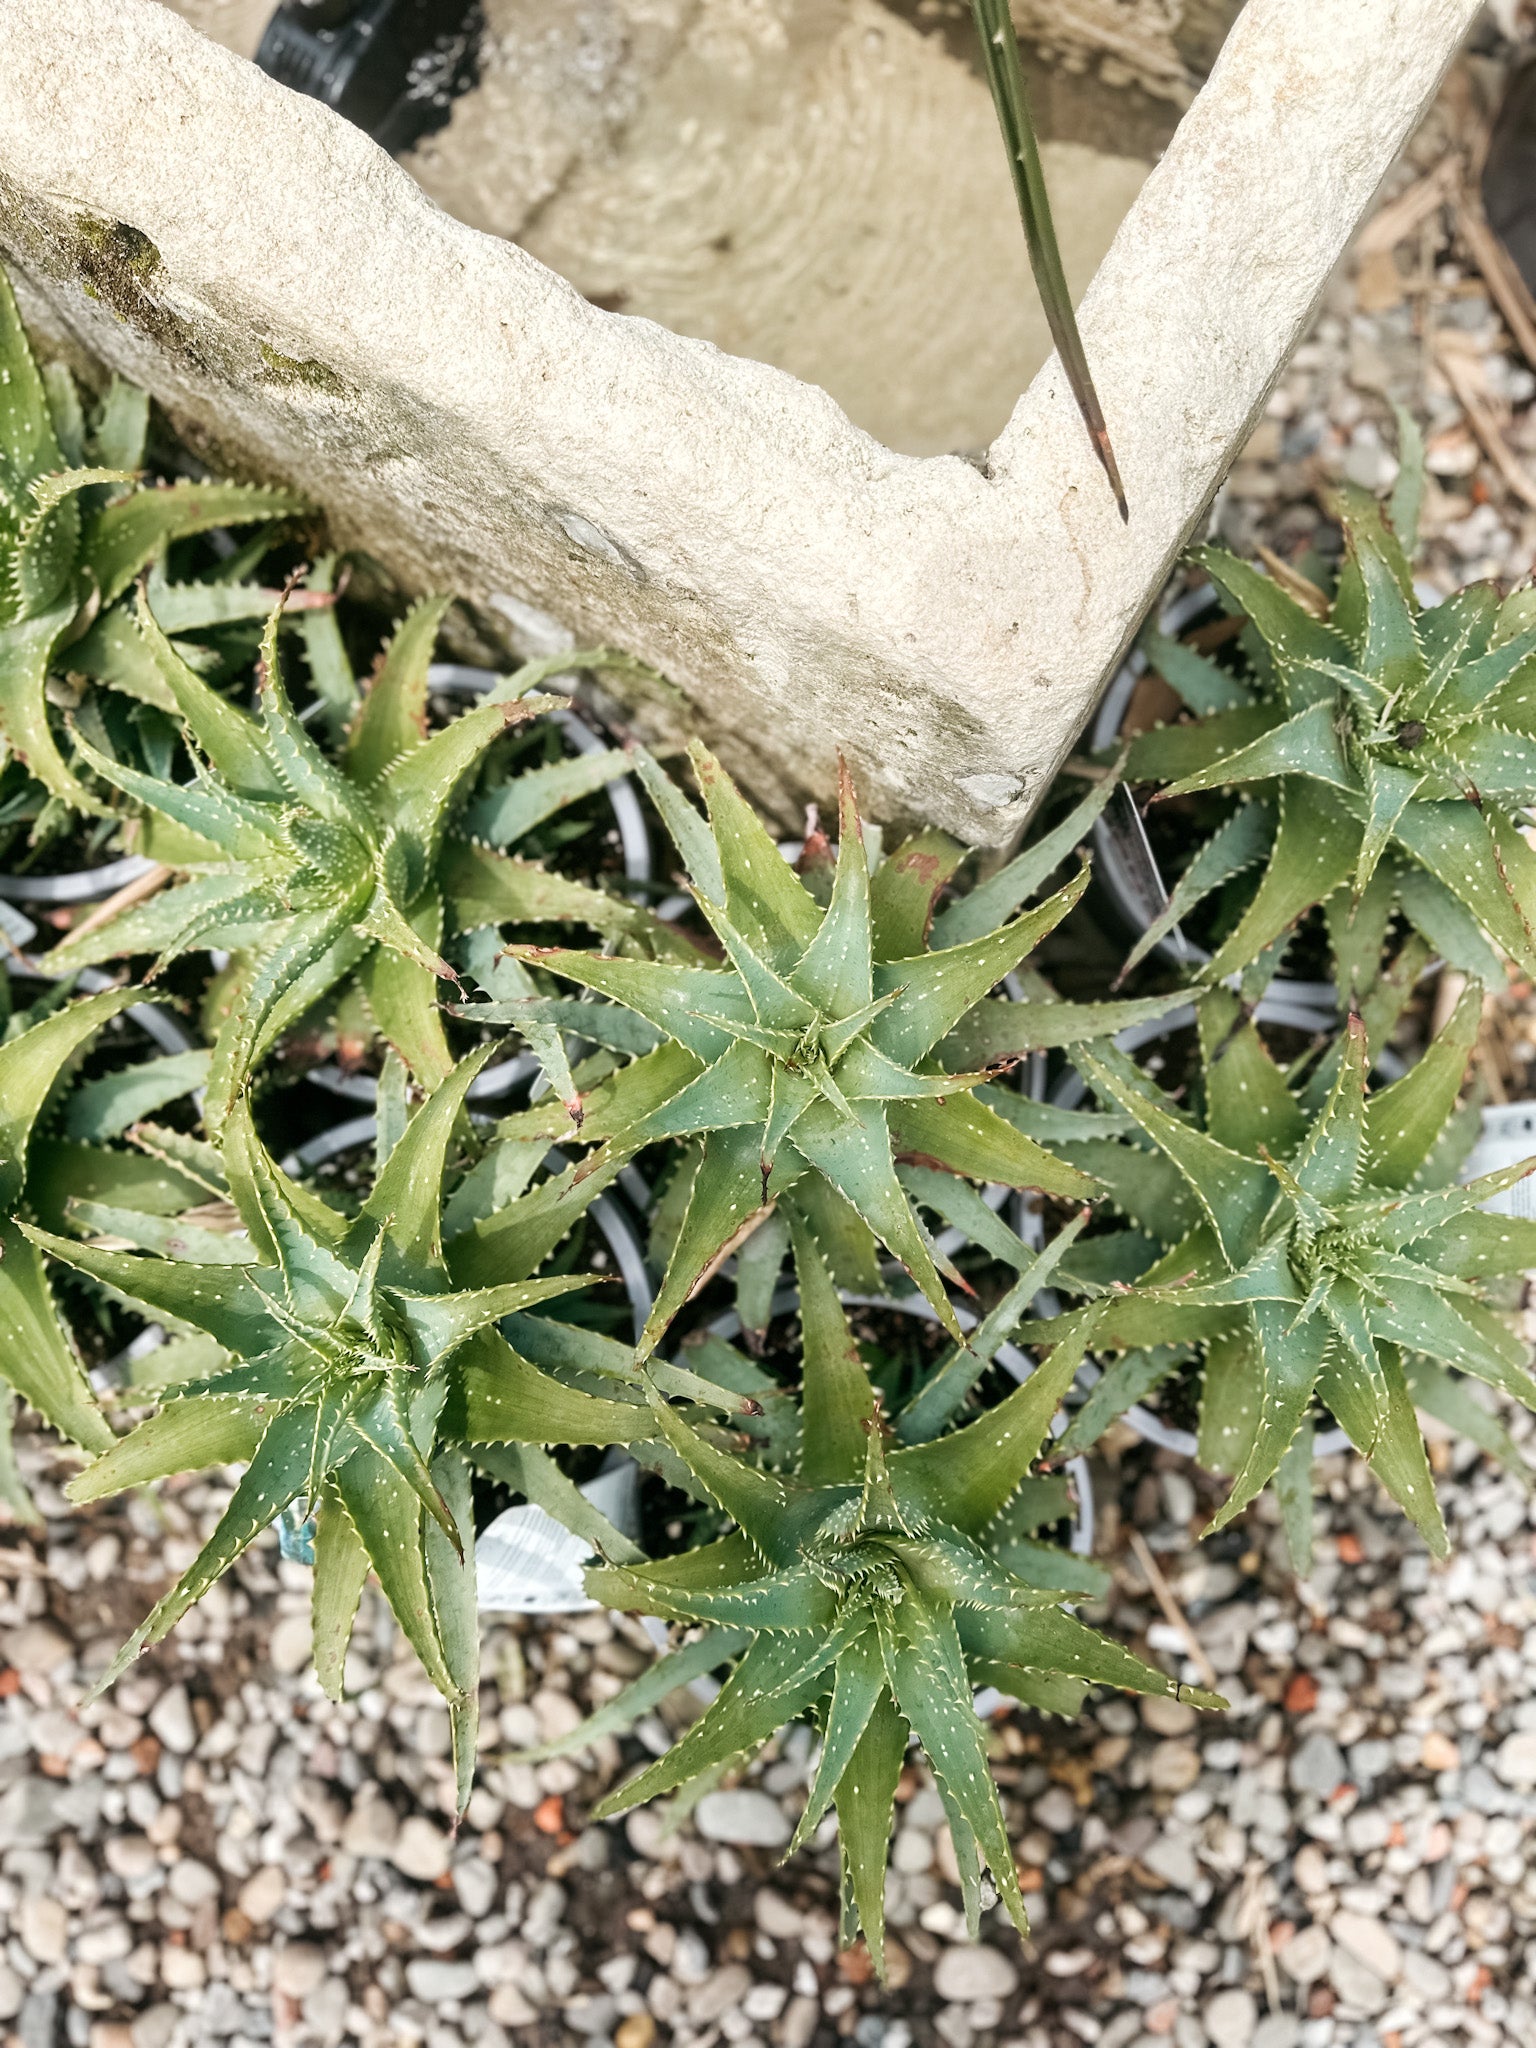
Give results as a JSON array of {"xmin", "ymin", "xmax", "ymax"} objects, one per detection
[
  {"xmin": 1328, "ymin": 1946, "xmax": 1390, "ymax": 2012},
  {"xmin": 688, "ymin": 1964, "xmax": 752, "ymax": 2024},
  {"xmin": 1148, "ymin": 1741, "xmax": 1202, "ymax": 1793},
  {"xmin": 1329, "ymin": 1910, "xmax": 1402, "ymax": 1984},
  {"xmin": 404, "ymin": 1959, "xmax": 479, "ymax": 2002},
  {"xmin": 145, "ymin": 1687, "xmax": 196, "ymax": 1757},
  {"xmin": 1140, "ymin": 1696, "xmax": 1197, "ymax": 1737},
  {"xmin": 1, "ymin": 1622, "xmax": 71, "ymax": 1673},
  {"xmin": 1252, "ymin": 2020, "xmax": 1300, "ymax": 2048},
  {"xmin": 341, "ymin": 1790, "xmax": 400, "ymax": 1859},
  {"xmin": 1492, "ymin": 1729, "xmax": 1536, "ymax": 1787},
  {"xmin": 1288, "ymin": 1731, "xmax": 1346, "ymax": 1797},
  {"xmin": 1203, "ymin": 1988, "xmax": 1257, "ymax": 2048},
  {"xmin": 694, "ymin": 1788, "xmax": 792, "ymax": 1847},
  {"xmin": 453, "ymin": 1857, "xmax": 499, "ymax": 1919},
  {"xmin": 932, "ymin": 1944, "xmax": 1019, "ymax": 2003},
  {"xmin": 17, "ymin": 1896, "xmax": 66, "ymax": 1965},
  {"xmin": 235, "ymin": 1865, "xmax": 286, "ymax": 1924},
  {"xmin": 1277, "ymin": 1925, "xmax": 1332, "ymax": 1986},
  {"xmin": 1420, "ymin": 1729, "xmax": 1460, "ymax": 1771},
  {"xmin": 390, "ymin": 1815, "xmax": 451, "ymax": 1881},
  {"xmin": 267, "ymin": 1613, "xmax": 313, "ymax": 1678},
  {"xmin": 270, "ymin": 1945, "xmax": 327, "ymax": 1998}
]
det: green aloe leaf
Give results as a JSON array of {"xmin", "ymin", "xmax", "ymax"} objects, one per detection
[
  {"xmin": 835, "ymin": 1690, "xmax": 908, "ymax": 1975},
  {"xmin": 889, "ymin": 1320, "xmax": 1090, "ymax": 1532},
  {"xmin": 1077, "ymin": 1046, "xmax": 1274, "ymax": 1269},
  {"xmin": 789, "ymin": 1212, "xmax": 878, "ymax": 1483},
  {"xmin": 592, "ymin": 1631, "xmax": 836, "ymax": 1819},
  {"xmin": 311, "ymin": 1485, "xmax": 371, "ymax": 1702},
  {"xmin": 335, "ymin": 1442, "xmax": 459, "ymax": 1699},
  {"xmin": 86, "ymin": 1402, "xmax": 324, "ymax": 1699},
  {"xmin": 869, "ymin": 829, "xmax": 967, "ymax": 956},
  {"xmin": 346, "ymin": 594, "xmax": 453, "ymax": 785},
  {"xmin": 1056, "ymin": 1344, "xmax": 1184, "ymax": 1456},
  {"xmin": 515, "ymin": 1626, "xmax": 751, "ymax": 1762},
  {"xmin": 86, "ymin": 480, "xmax": 307, "ymax": 608}
]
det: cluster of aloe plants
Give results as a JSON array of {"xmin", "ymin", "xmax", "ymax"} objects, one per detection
[{"xmin": 4, "ymin": 262, "xmax": 1534, "ymax": 1972}]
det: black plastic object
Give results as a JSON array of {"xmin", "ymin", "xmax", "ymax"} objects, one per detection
[
  {"xmin": 1484, "ymin": 57, "xmax": 1536, "ymax": 298},
  {"xmin": 256, "ymin": 0, "xmax": 482, "ymax": 157}
]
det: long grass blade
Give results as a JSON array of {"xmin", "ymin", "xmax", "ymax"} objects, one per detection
[{"xmin": 970, "ymin": 0, "xmax": 1127, "ymax": 518}]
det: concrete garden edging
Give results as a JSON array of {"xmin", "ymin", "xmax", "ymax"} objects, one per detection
[{"xmin": 0, "ymin": 0, "xmax": 1478, "ymax": 841}]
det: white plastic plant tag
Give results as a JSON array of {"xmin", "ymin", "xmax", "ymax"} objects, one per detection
[
  {"xmin": 475, "ymin": 1461, "xmax": 639, "ymax": 1614},
  {"xmin": 1463, "ymin": 1102, "xmax": 1536, "ymax": 1219}
]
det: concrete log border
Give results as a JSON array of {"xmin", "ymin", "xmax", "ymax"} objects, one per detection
[{"xmin": 0, "ymin": 0, "xmax": 1479, "ymax": 842}]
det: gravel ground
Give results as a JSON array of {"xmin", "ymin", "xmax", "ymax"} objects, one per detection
[
  {"xmin": 9, "ymin": 23, "xmax": 1536, "ymax": 2048},
  {"xmin": 4, "ymin": 1393, "xmax": 1536, "ymax": 2048}
]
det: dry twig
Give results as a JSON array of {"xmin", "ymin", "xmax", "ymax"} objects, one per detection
[
  {"xmin": 1456, "ymin": 191, "xmax": 1536, "ymax": 373},
  {"xmin": 1355, "ymin": 157, "xmax": 1460, "ymax": 258},
  {"xmin": 1127, "ymin": 1527, "xmax": 1220, "ymax": 1694},
  {"xmin": 60, "ymin": 862, "xmax": 172, "ymax": 948},
  {"xmin": 1436, "ymin": 338, "xmax": 1536, "ymax": 512}
]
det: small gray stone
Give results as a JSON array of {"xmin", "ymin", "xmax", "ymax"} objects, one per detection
[
  {"xmin": 932, "ymin": 1944, "xmax": 1019, "ymax": 2004},
  {"xmin": 17, "ymin": 1895, "xmax": 67, "ymax": 1965},
  {"xmin": 1330, "ymin": 1911, "xmax": 1402, "ymax": 1986},
  {"xmin": 1148, "ymin": 1741, "xmax": 1201, "ymax": 1793},
  {"xmin": 780, "ymin": 1997, "xmax": 819, "ymax": 2048},
  {"xmin": 236, "ymin": 1865, "xmax": 285, "ymax": 1924},
  {"xmin": 1277, "ymin": 1924, "xmax": 1331, "ymax": 1986},
  {"xmin": 0, "ymin": 1777, "xmax": 67, "ymax": 1848},
  {"xmin": 17, "ymin": 1991, "xmax": 57, "ymax": 2048},
  {"xmin": 1141, "ymin": 1833, "xmax": 1200, "ymax": 1892},
  {"xmin": 689, "ymin": 1965, "xmax": 752, "ymax": 2025},
  {"xmin": 130, "ymin": 2007, "xmax": 179, "ymax": 2048},
  {"xmin": 1252, "ymin": 2018, "xmax": 1301, "ymax": 2048},
  {"xmin": 1204, "ymin": 1989, "xmax": 1257, "ymax": 2048},
  {"xmin": 452, "ymin": 1858, "xmax": 499, "ymax": 1919},
  {"xmin": 168, "ymin": 1858, "xmax": 220, "ymax": 1909},
  {"xmin": 694, "ymin": 1788, "xmax": 791, "ymax": 1847},
  {"xmin": 1328, "ymin": 1948, "xmax": 1389, "ymax": 2013},
  {"xmin": 271, "ymin": 1944, "xmax": 328, "ymax": 1998},
  {"xmin": 1, "ymin": 1623, "xmax": 71, "ymax": 1674},
  {"xmin": 1288, "ymin": 1731, "xmax": 1345, "ymax": 1798},
  {"xmin": 404, "ymin": 1959, "xmax": 479, "ymax": 2003},
  {"xmin": 1140, "ymin": 1696, "xmax": 1197, "ymax": 1737},
  {"xmin": 341, "ymin": 1791, "xmax": 400, "ymax": 1860},
  {"xmin": 754, "ymin": 1890, "xmax": 806, "ymax": 1940},
  {"xmin": 389, "ymin": 1814, "xmax": 451, "ymax": 1881},
  {"xmin": 267, "ymin": 1612, "xmax": 313, "ymax": 1678},
  {"xmin": 147, "ymin": 1685, "xmax": 196, "ymax": 1756},
  {"xmin": 1032, "ymin": 1786, "xmax": 1077, "ymax": 1835},
  {"xmin": 1492, "ymin": 1729, "xmax": 1536, "ymax": 1788},
  {"xmin": 1400, "ymin": 1948, "xmax": 1452, "ymax": 2003}
]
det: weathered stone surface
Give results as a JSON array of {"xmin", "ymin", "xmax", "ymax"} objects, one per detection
[
  {"xmin": 164, "ymin": 2, "xmax": 1160, "ymax": 457},
  {"xmin": 159, "ymin": 0, "xmax": 1240, "ymax": 103},
  {"xmin": 0, "ymin": 0, "xmax": 1479, "ymax": 842}
]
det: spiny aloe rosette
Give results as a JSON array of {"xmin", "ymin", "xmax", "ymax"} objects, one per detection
[
  {"xmin": 0, "ymin": 265, "xmax": 307, "ymax": 809},
  {"xmin": 30, "ymin": 1049, "xmax": 652, "ymax": 1805},
  {"xmin": 1124, "ymin": 446, "xmax": 1536, "ymax": 989},
  {"xmin": 502, "ymin": 746, "xmax": 1189, "ymax": 1358},
  {"xmin": 1037, "ymin": 984, "xmax": 1536, "ymax": 1565},
  {"xmin": 43, "ymin": 589, "xmax": 671, "ymax": 1130},
  {"xmin": 524, "ymin": 1222, "xmax": 1220, "ymax": 1971}
]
